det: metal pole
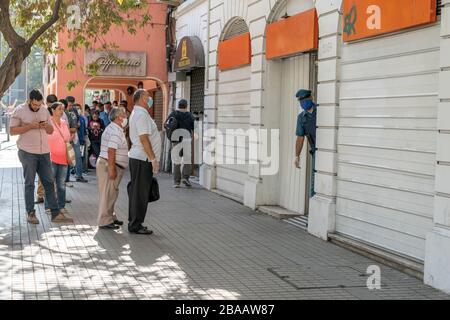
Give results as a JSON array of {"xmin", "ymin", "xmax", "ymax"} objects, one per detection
[{"xmin": 6, "ymin": 114, "xmax": 10, "ymax": 142}]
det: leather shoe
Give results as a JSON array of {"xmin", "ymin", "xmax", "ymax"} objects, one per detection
[
  {"xmin": 113, "ymin": 220, "xmax": 124, "ymax": 226},
  {"xmin": 99, "ymin": 223, "xmax": 120, "ymax": 230},
  {"xmin": 129, "ymin": 227, "xmax": 153, "ymax": 235}
]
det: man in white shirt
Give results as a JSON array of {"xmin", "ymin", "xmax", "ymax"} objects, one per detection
[
  {"xmin": 97, "ymin": 107, "xmax": 129, "ymax": 230},
  {"xmin": 127, "ymin": 89, "xmax": 161, "ymax": 235}
]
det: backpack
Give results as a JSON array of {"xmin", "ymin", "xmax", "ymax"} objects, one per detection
[{"xmin": 164, "ymin": 114, "xmax": 178, "ymax": 141}]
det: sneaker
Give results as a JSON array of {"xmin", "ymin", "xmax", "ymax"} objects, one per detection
[
  {"xmin": 181, "ymin": 179, "xmax": 192, "ymax": 187},
  {"xmin": 173, "ymin": 183, "xmax": 181, "ymax": 188},
  {"xmin": 76, "ymin": 177, "xmax": 88, "ymax": 183},
  {"xmin": 66, "ymin": 182, "xmax": 74, "ymax": 188},
  {"xmin": 51, "ymin": 213, "xmax": 74, "ymax": 223},
  {"xmin": 45, "ymin": 209, "xmax": 51, "ymax": 215},
  {"xmin": 27, "ymin": 213, "xmax": 40, "ymax": 225}
]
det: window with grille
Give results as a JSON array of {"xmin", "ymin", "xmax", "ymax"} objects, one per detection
[{"xmin": 189, "ymin": 68, "xmax": 205, "ymax": 115}]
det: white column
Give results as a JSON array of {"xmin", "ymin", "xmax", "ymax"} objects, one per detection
[
  {"xmin": 200, "ymin": 0, "xmax": 220, "ymax": 189},
  {"xmin": 424, "ymin": 0, "xmax": 450, "ymax": 294},
  {"xmin": 244, "ymin": 1, "xmax": 268, "ymax": 210},
  {"xmin": 307, "ymin": 0, "xmax": 342, "ymax": 240}
]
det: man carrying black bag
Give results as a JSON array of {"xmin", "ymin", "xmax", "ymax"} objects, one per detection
[
  {"xmin": 165, "ymin": 99, "xmax": 195, "ymax": 188},
  {"xmin": 127, "ymin": 89, "xmax": 161, "ymax": 235}
]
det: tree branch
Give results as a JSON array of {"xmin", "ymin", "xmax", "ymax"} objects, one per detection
[
  {"xmin": 26, "ymin": 0, "xmax": 62, "ymax": 46},
  {"xmin": 0, "ymin": 0, "xmax": 26, "ymax": 48}
]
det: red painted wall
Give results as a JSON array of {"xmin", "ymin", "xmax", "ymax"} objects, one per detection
[{"xmin": 50, "ymin": 0, "xmax": 168, "ymax": 103}]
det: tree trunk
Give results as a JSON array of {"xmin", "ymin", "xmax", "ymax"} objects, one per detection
[
  {"xmin": 0, "ymin": 45, "xmax": 31, "ymax": 100},
  {"xmin": 0, "ymin": 0, "xmax": 61, "ymax": 100}
]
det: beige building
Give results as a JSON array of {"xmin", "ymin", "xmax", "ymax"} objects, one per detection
[{"xmin": 170, "ymin": 0, "xmax": 450, "ymax": 294}]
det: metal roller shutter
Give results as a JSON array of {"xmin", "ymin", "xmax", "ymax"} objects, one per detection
[
  {"xmin": 279, "ymin": 54, "xmax": 311, "ymax": 214},
  {"xmin": 216, "ymin": 66, "xmax": 251, "ymax": 201},
  {"xmin": 336, "ymin": 24, "xmax": 441, "ymax": 261}
]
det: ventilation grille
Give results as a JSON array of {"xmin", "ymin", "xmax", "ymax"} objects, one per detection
[{"xmin": 154, "ymin": 90, "xmax": 164, "ymax": 131}]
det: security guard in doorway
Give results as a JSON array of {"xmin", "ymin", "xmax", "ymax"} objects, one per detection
[{"xmin": 294, "ymin": 89, "xmax": 317, "ymax": 198}]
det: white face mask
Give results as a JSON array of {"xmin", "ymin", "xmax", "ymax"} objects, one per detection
[{"xmin": 121, "ymin": 118, "xmax": 128, "ymax": 128}]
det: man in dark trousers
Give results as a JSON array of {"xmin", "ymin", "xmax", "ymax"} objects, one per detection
[
  {"xmin": 127, "ymin": 89, "xmax": 161, "ymax": 235},
  {"xmin": 168, "ymin": 99, "xmax": 196, "ymax": 188},
  {"xmin": 295, "ymin": 89, "xmax": 317, "ymax": 198}
]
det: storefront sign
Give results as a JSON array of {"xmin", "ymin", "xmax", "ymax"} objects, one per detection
[
  {"xmin": 174, "ymin": 36, "xmax": 205, "ymax": 71},
  {"xmin": 266, "ymin": 9, "xmax": 318, "ymax": 60},
  {"xmin": 343, "ymin": 0, "xmax": 437, "ymax": 42},
  {"xmin": 84, "ymin": 50, "xmax": 147, "ymax": 77},
  {"xmin": 218, "ymin": 33, "xmax": 252, "ymax": 71}
]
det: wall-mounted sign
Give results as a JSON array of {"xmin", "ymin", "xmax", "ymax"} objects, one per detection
[
  {"xmin": 342, "ymin": 0, "xmax": 437, "ymax": 42},
  {"xmin": 266, "ymin": 9, "xmax": 318, "ymax": 60},
  {"xmin": 174, "ymin": 36, "xmax": 205, "ymax": 71},
  {"xmin": 84, "ymin": 50, "xmax": 147, "ymax": 77},
  {"xmin": 218, "ymin": 33, "xmax": 252, "ymax": 71}
]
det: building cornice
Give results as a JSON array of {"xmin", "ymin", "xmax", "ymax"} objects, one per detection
[{"xmin": 174, "ymin": 0, "xmax": 207, "ymax": 19}]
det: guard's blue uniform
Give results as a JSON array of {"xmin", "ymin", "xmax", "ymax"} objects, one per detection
[{"xmin": 296, "ymin": 106, "xmax": 317, "ymax": 198}]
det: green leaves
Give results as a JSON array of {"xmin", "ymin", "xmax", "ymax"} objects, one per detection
[
  {"xmin": 1, "ymin": 0, "xmax": 153, "ymax": 95},
  {"xmin": 67, "ymin": 79, "xmax": 80, "ymax": 91}
]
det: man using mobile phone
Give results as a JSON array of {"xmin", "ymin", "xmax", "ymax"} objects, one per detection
[{"xmin": 9, "ymin": 89, "xmax": 73, "ymax": 224}]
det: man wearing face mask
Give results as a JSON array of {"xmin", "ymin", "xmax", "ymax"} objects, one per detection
[
  {"xmin": 127, "ymin": 89, "xmax": 161, "ymax": 235},
  {"xmin": 96, "ymin": 107, "xmax": 129, "ymax": 230},
  {"xmin": 295, "ymin": 89, "xmax": 317, "ymax": 198}
]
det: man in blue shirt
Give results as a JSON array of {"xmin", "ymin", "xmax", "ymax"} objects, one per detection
[
  {"xmin": 100, "ymin": 101, "xmax": 111, "ymax": 127},
  {"xmin": 295, "ymin": 89, "xmax": 317, "ymax": 198}
]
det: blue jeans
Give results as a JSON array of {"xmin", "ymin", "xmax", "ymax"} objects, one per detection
[
  {"xmin": 18, "ymin": 149, "xmax": 59, "ymax": 218},
  {"xmin": 45, "ymin": 163, "xmax": 67, "ymax": 211},
  {"xmin": 73, "ymin": 142, "xmax": 83, "ymax": 178},
  {"xmin": 65, "ymin": 142, "xmax": 83, "ymax": 181}
]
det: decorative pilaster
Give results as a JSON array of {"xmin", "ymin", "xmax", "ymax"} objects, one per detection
[
  {"xmin": 307, "ymin": 0, "xmax": 342, "ymax": 240},
  {"xmin": 424, "ymin": 0, "xmax": 450, "ymax": 294}
]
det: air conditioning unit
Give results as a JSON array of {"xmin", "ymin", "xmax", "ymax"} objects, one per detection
[{"xmin": 156, "ymin": 0, "xmax": 183, "ymax": 6}]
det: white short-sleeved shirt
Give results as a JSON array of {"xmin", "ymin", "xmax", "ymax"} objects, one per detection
[
  {"xmin": 100, "ymin": 122, "xmax": 129, "ymax": 168},
  {"xmin": 128, "ymin": 105, "xmax": 161, "ymax": 162}
]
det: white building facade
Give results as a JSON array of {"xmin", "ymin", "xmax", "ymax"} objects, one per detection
[{"xmin": 172, "ymin": 0, "xmax": 450, "ymax": 293}]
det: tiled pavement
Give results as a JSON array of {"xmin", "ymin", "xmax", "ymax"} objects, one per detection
[{"xmin": 0, "ymin": 144, "xmax": 449, "ymax": 300}]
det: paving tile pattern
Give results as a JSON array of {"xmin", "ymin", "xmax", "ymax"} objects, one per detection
[{"xmin": 0, "ymin": 150, "xmax": 449, "ymax": 300}]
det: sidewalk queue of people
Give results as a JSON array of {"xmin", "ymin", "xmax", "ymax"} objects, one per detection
[{"xmin": 9, "ymin": 88, "xmax": 164, "ymax": 235}]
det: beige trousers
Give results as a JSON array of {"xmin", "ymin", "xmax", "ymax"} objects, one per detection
[{"xmin": 96, "ymin": 158, "xmax": 125, "ymax": 226}]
